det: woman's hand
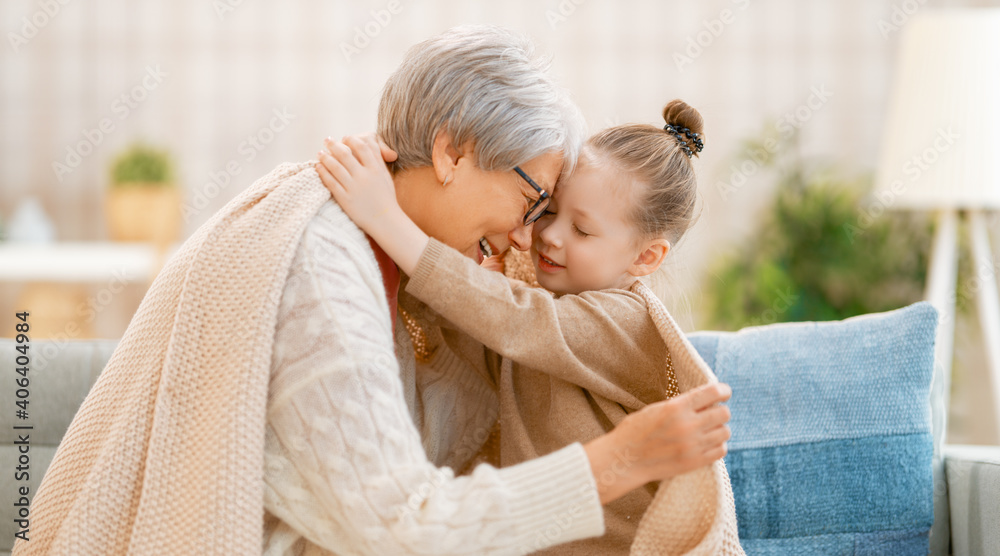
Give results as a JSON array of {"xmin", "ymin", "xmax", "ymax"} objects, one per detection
[{"xmin": 583, "ymin": 382, "xmax": 732, "ymax": 505}]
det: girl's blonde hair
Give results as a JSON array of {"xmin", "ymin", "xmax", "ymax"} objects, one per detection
[{"xmin": 586, "ymin": 99, "xmax": 704, "ymax": 247}]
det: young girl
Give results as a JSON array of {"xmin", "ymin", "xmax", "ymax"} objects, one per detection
[{"xmin": 316, "ymin": 100, "xmax": 742, "ymax": 555}]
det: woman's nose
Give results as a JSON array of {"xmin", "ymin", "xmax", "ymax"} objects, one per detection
[{"xmin": 508, "ymin": 223, "xmax": 533, "ymax": 251}]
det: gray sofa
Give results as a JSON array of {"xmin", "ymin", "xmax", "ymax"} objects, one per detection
[
  {"xmin": 1, "ymin": 340, "xmax": 118, "ymax": 556},
  {"xmin": 2, "ymin": 338, "xmax": 998, "ymax": 555}
]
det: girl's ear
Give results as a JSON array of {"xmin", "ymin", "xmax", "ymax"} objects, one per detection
[{"xmin": 628, "ymin": 239, "xmax": 670, "ymax": 277}]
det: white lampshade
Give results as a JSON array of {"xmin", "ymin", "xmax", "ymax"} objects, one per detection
[{"xmin": 875, "ymin": 9, "xmax": 1000, "ymax": 209}]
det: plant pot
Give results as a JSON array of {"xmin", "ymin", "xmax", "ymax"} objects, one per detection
[{"xmin": 106, "ymin": 184, "xmax": 181, "ymax": 245}]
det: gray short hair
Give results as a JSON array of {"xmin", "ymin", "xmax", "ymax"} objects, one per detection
[{"xmin": 378, "ymin": 25, "xmax": 585, "ymax": 176}]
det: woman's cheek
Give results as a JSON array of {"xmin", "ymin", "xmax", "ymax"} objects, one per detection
[{"xmin": 490, "ymin": 200, "xmax": 517, "ymax": 232}]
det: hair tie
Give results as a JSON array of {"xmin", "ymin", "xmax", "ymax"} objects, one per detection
[{"xmin": 663, "ymin": 123, "xmax": 704, "ymax": 158}]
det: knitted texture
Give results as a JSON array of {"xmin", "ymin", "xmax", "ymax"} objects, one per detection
[
  {"xmin": 15, "ymin": 161, "xmax": 329, "ymax": 555},
  {"xmin": 15, "ymin": 162, "xmax": 606, "ymax": 556},
  {"xmin": 629, "ymin": 281, "xmax": 744, "ymax": 556},
  {"xmin": 503, "ymin": 248, "xmax": 541, "ymax": 288},
  {"xmin": 404, "ymin": 239, "xmax": 744, "ymax": 555},
  {"xmin": 260, "ymin": 201, "xmax": 604, "ymax": 554},
  {"xmin": 511, "ymin": 248, "xmax": 743, "ymax": 553}
]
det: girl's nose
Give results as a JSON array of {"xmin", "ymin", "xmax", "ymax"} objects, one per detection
[{"xmin": 539, "ymin": 223, "xmax": 562, "ymax": 249}]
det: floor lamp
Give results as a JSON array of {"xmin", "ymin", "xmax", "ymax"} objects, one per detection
[{"xmin": 874, "ymin": 10, "xmax": 1000, "ymax": 556}]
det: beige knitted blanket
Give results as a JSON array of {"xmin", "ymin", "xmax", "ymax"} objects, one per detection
[
  {"xmin": 14, "ymin": 162, "xmax": 330, "ymax": 555},
  {"xmin": 504, "ymin": 250, "xmax": 745, "ymax": 555}
]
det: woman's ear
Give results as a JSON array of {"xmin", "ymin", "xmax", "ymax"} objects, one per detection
[
  {"xmin": 628, "ymin": 239, "xmax": 670, "ymax": 277},
  {"xmin": 431, "ymin": 130, "xmax": 473, "ymax": 186}
]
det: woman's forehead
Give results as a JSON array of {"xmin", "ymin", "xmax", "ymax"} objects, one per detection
[{"xmin": 515, "ymin": 152, "xmax": 561, "ymax": 194}]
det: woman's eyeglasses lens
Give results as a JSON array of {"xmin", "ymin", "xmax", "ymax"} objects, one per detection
[{"xmin": 514, "ymin": 166, "xmax": 550, "ymax": 226}]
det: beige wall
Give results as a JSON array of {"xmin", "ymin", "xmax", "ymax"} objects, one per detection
[
  {"xmin": 2, "ymin": 0, "xmax": 998, "ymax": 442},
  {"xmin": 2, "ymin": 0, "xmax": 994, "ymax": 313}
]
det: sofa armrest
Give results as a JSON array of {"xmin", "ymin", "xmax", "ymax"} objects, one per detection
[{"xmin": 945, "ymin": 444, "xmax": 1000, "ymax": 556}]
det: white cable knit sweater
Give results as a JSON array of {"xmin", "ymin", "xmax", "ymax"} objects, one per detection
[
  {"xmin": 15, "ymin": 161, "xmax": 603, "ymax": 556},
  {"xmin": 253, "ymin": 166, "xmax": 605, "ymax": 555}
]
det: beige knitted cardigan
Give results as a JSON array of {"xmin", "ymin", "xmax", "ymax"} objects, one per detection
[
  {"xmin": 504, "ymin": 250, "xmax": 746, "ymax": 555},
  {"xmin": 14, "ymin": 162, "xmax": 330, "ymax": 555},
  {"xmin": 628, "ymin": 281, "xmax": 744, "ymax": 555}
]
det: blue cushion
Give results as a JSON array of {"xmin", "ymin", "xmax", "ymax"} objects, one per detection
[{"xmin": 688, "ymin": 301, "xmax": 938, "ymax": 556}]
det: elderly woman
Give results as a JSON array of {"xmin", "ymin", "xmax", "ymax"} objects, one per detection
[{"xmin": 17, "ymin": 26, "xmax": 730, "ymax": 556}]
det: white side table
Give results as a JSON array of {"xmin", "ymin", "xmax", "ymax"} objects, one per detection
[
  {"xmin": 0, "ymin": 242, "xmax": 181, "ymax": 339},
  {"xmin": 0, "ymin": 242, "xmax": 179, "ymax": 284}
]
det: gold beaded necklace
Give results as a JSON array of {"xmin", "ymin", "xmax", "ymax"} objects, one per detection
[
  {"xmin": 664, "ymin": 345, "xmax": 681, "ymax": 399},
  {"xmin": 398, "ymin": 306, "xmax": 433, "ymax": 364}
]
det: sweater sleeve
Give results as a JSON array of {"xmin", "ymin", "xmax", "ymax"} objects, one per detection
[
  {"xmin": 405, "ymin": 238, "xmax": 669, "ymax": 406},
  {"xmin": 263, "ymin": 205, "xmax": 604, "ymax": 556}
]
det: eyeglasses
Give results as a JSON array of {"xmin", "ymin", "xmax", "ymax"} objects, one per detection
[{"xmin": 514, "ymin": 166, "xmax": 551, "ymax": 226}]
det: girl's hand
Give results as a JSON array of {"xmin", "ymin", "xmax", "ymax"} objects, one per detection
[
  {"xmin": 330, "ymin": 132, "xmax": 398, "ymax": 163},
  {"xmin": 362, "ymin": 132, "xmax": 398, "ymax": 164},
  {"xmin": 315, "ymin": 134, "xmax": 429, "ymax": 276},
  {"xmin": 584, "ymin": 382, "xmax": 733, "ymax": 504},
  {"xmin": 315, "ymin": 134, "xmax": 399, "ymax": 236}
]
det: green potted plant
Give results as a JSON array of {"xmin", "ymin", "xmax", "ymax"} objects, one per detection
[
  {"xmin": 106, "ymin": 143, "xmax": 180, "ymax": 245},
  {"xmin": 700, "ymin": 129, "xmax": 937, "ymax": 331}
]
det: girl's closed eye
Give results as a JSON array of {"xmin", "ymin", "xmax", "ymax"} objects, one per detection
[{"xmin": 572, "ymin": 224, "xmax": 589, "ymax": 237}]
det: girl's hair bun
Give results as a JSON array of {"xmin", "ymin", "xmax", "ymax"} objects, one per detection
[
  {"xmin": 662, "ymin": 99, "xmax": 704, "ymax": 137},
  {"xmin": 662, "ymin": 100, "xmax": 705, "ymax": 158}
]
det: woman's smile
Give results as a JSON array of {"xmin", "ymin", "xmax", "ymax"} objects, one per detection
[
  {"xmin": 479, "ymin": 237, "xmax": 495, "ymax": 258},
  {"xmin": 475, "ymin": 237, "xmax": 501, "ymax": 264}
]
